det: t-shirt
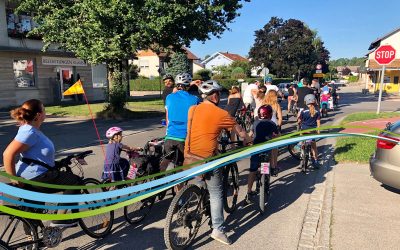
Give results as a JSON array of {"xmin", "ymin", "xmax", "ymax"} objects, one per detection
[
  {"xmin": 14, "ymin": 124, "xmax": 55, "ymax": 179},
  {"xmin": 165, "ymin": 90, "xmax": 200, "ymax": 140},
  {"xmin": 265, "ymin": 84, "xmax": 279, "ymax": 93},
  {"xmin": 321, "ymin": 93, "xmax": 330, "ymax": 102},
  {"xmin": 296, "ymin": 87, "xmax": 315, "ymax": 109},
  {"xmin": 243, "ymin": 83, "xmax": 258, "ymax": 105},
  {"xmin": 185, "ymin": 102, "xmax": 236, "ymax": 158},
  {"xmin": 162, "ymin": 86, "xmax": 174, "ymax": 104},
  {"xmin": 253, "ymin": 120, "xmax": 278, "ymax": 144},
  {"xmin": 299, "ymin": 108, "xmax": 320, "ymax": 130}
]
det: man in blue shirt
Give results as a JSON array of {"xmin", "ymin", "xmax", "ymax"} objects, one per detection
[{"xmin": 161, "ymin": 73, "xmax": 200, "ymax": 171}]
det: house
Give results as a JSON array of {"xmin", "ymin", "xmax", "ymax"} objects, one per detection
[
  {"xmin": 336, "ymin": 66, "xmax": 360, "ymax": 76},
  {"xmin": 131, "ymin": 48, "xmax": 199, "ymax": 78},
  {"xmin": 366, "ymin": 27, "xmax": 400, "ymax": 93},
  {"xmin": 201, "ymin": 52, "xmax": 248, "ymax": 71},
  {"xmin": 193, "ymin": 61, "xmax": 205, "ymax": 74},
  {"xmin": 0, "ymin": 0, "xmax": 107, "ymax": 108}
]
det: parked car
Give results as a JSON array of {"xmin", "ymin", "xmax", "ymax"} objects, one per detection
[{"xmin": 370, "ymin": 121, "xmax": 400, "ymax": 190}]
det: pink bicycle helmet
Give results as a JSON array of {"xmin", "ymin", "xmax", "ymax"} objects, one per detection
[{"xmin": 106, "ymin": 127, "xmax": 123, "ymax": 139}]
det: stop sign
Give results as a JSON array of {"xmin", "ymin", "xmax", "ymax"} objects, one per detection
[{"xmin": 375, "ymin": 45, "xmax": 396, "ymax": 65}]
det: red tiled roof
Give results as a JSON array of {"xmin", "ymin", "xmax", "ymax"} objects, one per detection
[
  {"xmin": 220, "ymin": 52, "xmax": 248, "ymax": 62},
  {"xmin": 136, "ymin": 47, "xmax": 199, "ymax": 60}
]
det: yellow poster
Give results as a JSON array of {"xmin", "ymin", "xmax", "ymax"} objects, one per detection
[{"xmin": 63, "ymin": 79, "xmax": 85, "ymax": 96}]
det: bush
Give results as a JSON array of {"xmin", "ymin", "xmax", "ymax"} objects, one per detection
[
  {"xmin": 195, "ymin": 69, "xmax": 212, "ymax": 81},
  {"xmin": 105, "ymin": 71, "xmax": 128, "ymax": 112},
  {"xmin": 130, "ymin": 79, "xmax": 162, "ymax": 91},
  {"xmin": 348, "ymin": 75, "xmax": 359, "ymax": 83},
  {"xmin": 231, "ymin": 67, "xmax": 245, "ymax": 79}
]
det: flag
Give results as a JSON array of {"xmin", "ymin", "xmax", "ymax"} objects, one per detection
[{"xmin": 63, "ymin": 79, "xmax": 85, "ymax": 96}]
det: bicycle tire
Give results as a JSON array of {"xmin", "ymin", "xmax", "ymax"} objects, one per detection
[
  {"xmin": 259, "ymin": 173, "xmax": 270, "ymax": 214},
  {"xmin": 164, "ymin": 184, "xmax": 203, "ymax": 250},
  {"xmin": 301, "ymin": 146, "xmax": 309, "ymax": 173},
  {"xmin": 288, "ymin": 143, "xmax": 302, "ymax": 160},
  {"xmin": 79, "ymin": 178, "xmax": 114, "ymax": 239},
  {"xmin": 123, "ymin": 179, "xmax": 155, "ymax": 225},
  {"xmin": 0, "ymin": 213, "xmax": 39, "ymax": 250},
  {"xmin": 223, "ymin": 163, "xmax": 239, "ymax": 214}
]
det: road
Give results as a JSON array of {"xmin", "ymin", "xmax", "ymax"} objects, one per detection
[{"xmin": 1, "ymin": 84, "xmax": 399, "ymax": 249}]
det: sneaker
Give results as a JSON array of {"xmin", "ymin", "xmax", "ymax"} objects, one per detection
[
  {"xmin": 244, "ymin": 191, "xmax": 257, "ymax": 204},
  {"xmin": 50, "ymin": 220, "xmax": 78, "ymax": 228},
  {"xmin": 210, "ymin": 229, "xmax": 232, "ymax": 245}
]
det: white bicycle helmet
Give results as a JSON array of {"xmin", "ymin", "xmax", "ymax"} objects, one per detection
[
  {"xmin": 304, "ymin": 94, "xmax": 316, "ymax": 105},
  {"xmin": 175, "ymin": 73, "xmax": 192, "ymax": 86},
  {"xmin": 198, "ymin": 80, "xmax": 223, "ymax": 97},
  {"xmin": 106, "ymin": 126, "xmax": 123, "ymax": 139}
]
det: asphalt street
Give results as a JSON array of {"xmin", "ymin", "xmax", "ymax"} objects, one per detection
[{"xmin": 1, "ymin": 84, "xmax": 400, "ymax": 249}]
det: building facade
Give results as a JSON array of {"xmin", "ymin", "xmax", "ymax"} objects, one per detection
[
  {"xmin": 201, "ymin": 52, "xmax": 248, "ymax": 71},
  {"xmin": 0, "ymin": 0, "xmax": 107, "ymax": 108},
  {"xmin": 366, "ymin": 28, "xmax": 400, "ymax": 93}
]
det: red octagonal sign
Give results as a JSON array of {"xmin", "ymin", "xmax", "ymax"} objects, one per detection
[{"xmin": 375, "ymin": 45, "xmax": 396, "ymax": 65}]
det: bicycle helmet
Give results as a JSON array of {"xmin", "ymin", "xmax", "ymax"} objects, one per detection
[
  {"xmin": 198, "ymin": 80, "xmax": 223, "ymax": 97},
  {"xmin": 265, "ymin": 76, "xmax": 273, "ymax": 83},
  {"xmin": 304, "ymin": 94, "xmax": 316, "ymax": 105},
  {"xmin": 175, "ymin": 73, "xmax": 192, "ymax": 86},
  {"xmin": 162, "ymin": 74, "xmax": 174, "ymax": 81},
  {"xmin": 106, "ymin": 127, "xmax": 123, "ymax": 139},
  {"xmin": 258, "ymin": 105, "xmax": 273, "ymax": 120}
]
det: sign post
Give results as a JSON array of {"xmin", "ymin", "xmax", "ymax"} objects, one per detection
[
  {"xmin": 374, "ymin": 45, "xmax": 396, "ymax": 114},
  {"xmin": 260, "ymin": 67, "xmax": 269, "ymax": 84}
]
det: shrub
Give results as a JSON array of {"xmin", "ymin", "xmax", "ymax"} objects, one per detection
[
  {"xmin": 105, "ymin": 71, "xmax": 128, "ymax": 112},
  {"xmin": 130, "ymin": 79, "xmax": 161, "ymax": 91},
  {"xmin": 195, "ymin": 69, "xmax": 212, "ymax": 80},
  {"xmin": 348, "ymin": 75, "xmax": 359, "ymax": 83}
]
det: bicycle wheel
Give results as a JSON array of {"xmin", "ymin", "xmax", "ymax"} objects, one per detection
[
  {"xmin": 164, "ymin": 184, "xmax": 203, "ymax": 250},
  {"xmin": 223, "ymin": 163, "xmax": 239, "ymax": 214},
  {"xmin": 259, "ymin": 174, "xmax": 270, "ymax": 214},
  {"xmin": 288, "ymin": 143, "xmax": 302, "ymax": 160},
  {"xmin": 301, "ymin": 146, "xmax": 309, "ymax": 173},
  {"xmin": 79, "ymin": 178, "xmax": 114, "ymax": 239},
  {"xmin": 244, "ymin": 114, "xmax": 253, "ymax": 133},
  {"xmin": 124, "ymin": 179, "xmax": 155, "ymax": 224},
  {"xmin": 0, "ymin": 213, "xmax": 39, "ymax": 250}
]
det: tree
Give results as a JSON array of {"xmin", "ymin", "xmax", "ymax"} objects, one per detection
[
  {"xmin": 231, "ymin": 60, "xmax": 251, "ymax": 77},
  {"xmin": 18, "ymin": 0, "xmax": 248, "ymax": 113},
  {"xmin": 165, "ymin": 52, "xmax": 190, "ymax": 77},
  {"xmin": 249, "ymin": 17, "xmax": 330, "ymax": 79}
]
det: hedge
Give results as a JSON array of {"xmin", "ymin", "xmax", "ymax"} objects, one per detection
[{"xmin": 130, "ymin": 77, "xmax": 293, "ymax": 91}]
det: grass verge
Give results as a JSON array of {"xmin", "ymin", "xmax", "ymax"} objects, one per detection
[
  {"xmin": 46, "ymin": 98, "xmax": 164, "ymax": 119},
  {"xmin": 335, "ymin": 111, "xmax": 400, "ymax": 163}
]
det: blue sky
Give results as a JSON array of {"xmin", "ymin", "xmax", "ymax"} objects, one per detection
[{"xmin": 189, "ymin": 0, "xmax": 400, "ymax": 60}]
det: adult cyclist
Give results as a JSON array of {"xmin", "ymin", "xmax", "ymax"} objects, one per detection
[
  {"xmin": 161, "ymin": 73, "xmax": 200, "ymax": 175},
  {"xmin": 161, "ymin": 74, "xmax": 175, "ymax": 104},
  {"xmin": 295, "ymin": 78, "xmax": 316, "ymax": 116},
  {"xmin": 184, "ymin": 80, "xmax": 251, "ymax": 245}
]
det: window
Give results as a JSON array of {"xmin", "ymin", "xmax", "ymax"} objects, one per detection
[
  {"xmin": 13, "ymin": 59, "xmax": 36, "ymax": 88},
  {"xmin": 394, "ymin": 76, "xmax": 399, "ymax": 84},
  {"xmin": 92, "ymin": 64, "xmax": 107, "ymax": 88},
  {"xmin": 139, "ymin": 60, "xmax": 149, "ymax": 69}
]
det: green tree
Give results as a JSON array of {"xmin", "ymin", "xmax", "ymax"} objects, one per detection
[
  {"xmin": 165, "ymin": 52, "xmax": 190, "ymax": 77},
  {"xmin": 18, "ymin": 0, "xmax": 248, "ymax": 112},
  {"xmin": 231, "ymin": 60, "xmax": 251, "ymax": 77},
  {"xmin": 249, "ymin": 17, "xmax": 330, "ymax": 78},
  {"xmin": 194, "ymin": 69, "xmax": 212, "ymax": 81}
]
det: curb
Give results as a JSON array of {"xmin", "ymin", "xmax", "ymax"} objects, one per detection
[{"xmin": 297, "ymin": 116, "xmax": 344, "ymax": 249}]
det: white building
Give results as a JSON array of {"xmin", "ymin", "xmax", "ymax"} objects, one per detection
[{"xmin": 201, "ymin": 52, "xmax": 248, "ymax": 71}]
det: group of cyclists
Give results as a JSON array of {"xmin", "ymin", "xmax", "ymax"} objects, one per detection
[{"xmin": 1, "ymin": 72, "xmax": 340, "ymax": 248}]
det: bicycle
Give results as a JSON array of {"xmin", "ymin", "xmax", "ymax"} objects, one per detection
[
  {"xmin": 0, "ymin": 151, "xmax": 114, "ymax": 249},
  {"xmin": 256, "ymin": 152, "xmax": 271, "ymax": 214}
]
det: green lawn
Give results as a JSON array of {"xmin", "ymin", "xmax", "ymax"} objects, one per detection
[
  {"xmin": 335, "ymin": 111, "xmax": 400, "ymax": 163},
  {"xmin": 341, "ymin": 111, "xmax": 400, "ymax": 124},
  {"xmin": 46, "ymin": 99, "xmax": 164, "ymax": 118}
]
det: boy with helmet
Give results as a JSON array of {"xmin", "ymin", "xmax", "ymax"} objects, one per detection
[
  {"xmin": 161, "ymin": 73, "xmax": 200, "ymax": 173},
  {"xmin": 246, "ymin": 105, "xmax": 279, "ymax": 203},
  {"xmin": 162, "ymin": 74, "xmax": 175, "ymax": 104},
  {"xmin": 184, "ymin": 80, "xmax": 251, "ymax": 245},
  {"xmin": 298, "ymin": 94, "xmax": 321, "ymax": 169},
  {"xmin": 102, "ymin": 127, "xmax": 142, "ymax": 181}
]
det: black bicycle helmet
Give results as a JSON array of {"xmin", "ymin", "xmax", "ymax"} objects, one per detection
[{"xmin": 162, "ymin": 74, "xmax": 174, "ymax": 81}]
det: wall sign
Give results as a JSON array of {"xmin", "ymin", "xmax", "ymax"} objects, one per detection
[{"xmin": 42, "ymin": 56, "xmax": 87, "ymax": 66}]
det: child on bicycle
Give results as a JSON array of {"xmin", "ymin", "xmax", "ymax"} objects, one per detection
[
  {"xmin": 102, "ymin": 127, "xmax": 142, "ymax": 181},
  {"xmin": 246, "ymin": 105, "xmax": 279, "ymax": 203},
  {"xmin": 298, "ymin": 94, "xmax": 321, "ymax": 168},
  {"xmin": 320, "ymin": 90, "xmax": 330, "ymax": 110}
]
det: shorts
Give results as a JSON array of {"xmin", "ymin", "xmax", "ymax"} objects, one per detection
[
  {"xmin": 249, "ymin": 155, "xmax": 260, "ymax": 172},
  {"xmin": 164, "ymin": 139, "xmax": 185, "ymax": 166},
  {"xmin": 320, "ymin": 102, "xmax": 328, "ymax": 109}
]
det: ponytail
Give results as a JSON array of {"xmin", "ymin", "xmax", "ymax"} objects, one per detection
[{"xmin": 10, "ymin": 99, "xmax": 43, "ymax": 124}]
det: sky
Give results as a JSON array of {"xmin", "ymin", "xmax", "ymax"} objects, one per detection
[{"xmin": 189, "ymin": 0, "xmax": 400, "ymax": 61}]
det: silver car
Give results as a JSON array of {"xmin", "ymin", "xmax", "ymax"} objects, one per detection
[{"xmin": 370, "ymin": 121, "xmax": 400, "ymax": 189}]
